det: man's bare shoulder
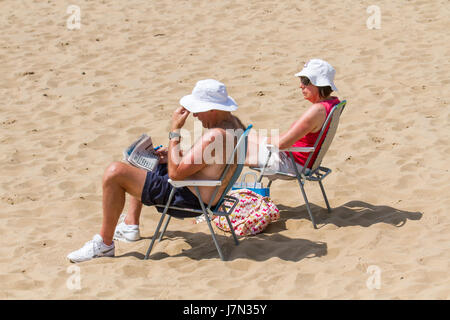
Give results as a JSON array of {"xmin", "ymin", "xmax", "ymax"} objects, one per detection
[
  {"xmin": 202, "ymin": 127, "xmax": 227, "ymax": 139},
  {"xmin": 199, "ymin": 115, "xmax": 245, "ymax": 146}
]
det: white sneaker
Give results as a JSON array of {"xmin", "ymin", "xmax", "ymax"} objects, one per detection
[
  {"xmin": 67, "ymin": 234, "xmax": 115, "ymax": 263},
  {"xmin": 113, "ymin": 222, "xmax": 140, "ymax": 242}
]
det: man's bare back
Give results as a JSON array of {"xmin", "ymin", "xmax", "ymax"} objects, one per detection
[{"xmin": 185, "ymin": 115, "xmax": 245, "ymax": 205}]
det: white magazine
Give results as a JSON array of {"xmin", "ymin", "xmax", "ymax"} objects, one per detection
[{"xmin": 123, "ymin": 134, "xmax": 159, "ymax": 172}]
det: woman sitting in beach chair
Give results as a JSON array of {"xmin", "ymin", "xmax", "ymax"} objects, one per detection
[{"xmin": 246, "ymin": 58, "xmax": 341, "ymax": 178}]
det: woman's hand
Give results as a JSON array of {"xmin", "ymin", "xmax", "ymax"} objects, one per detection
[
  {"xmin": 171, "ymin": 107, "xmax": 190, "ymax": 131},
  {"xmin": 155, "ymin": 147, "xmax": 168, "ymax": 164}
]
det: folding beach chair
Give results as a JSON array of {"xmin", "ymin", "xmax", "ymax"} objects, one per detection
[
  {"xmin": 252, "ymin": 100, "xmax": 347, "ymax": 229},
  {"xmin": 144, "ymin": 125, "xmax": 253, "ymax": 261}
]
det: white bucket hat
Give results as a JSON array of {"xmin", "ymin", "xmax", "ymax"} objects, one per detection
[
  {"xmin": 179, "ymin": 79, "xmax": 238, "ymax": 113},
  {"xmin": 294, "ymin": 59, "xmax": 338, "ymax": 91}
]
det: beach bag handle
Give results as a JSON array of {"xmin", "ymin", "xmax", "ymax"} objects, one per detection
[{"xmin": 239, "ymin": 172, "xmax": 258, "ymax": 188}]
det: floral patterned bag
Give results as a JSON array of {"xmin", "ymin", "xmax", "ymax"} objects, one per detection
[{"xmin": 213, "ymin": 189, "xmax": 280, "ymax": 236}]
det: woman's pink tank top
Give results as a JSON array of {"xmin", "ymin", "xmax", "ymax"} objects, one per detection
[{"xmin": 290, "ymin": 97, "xmax": 340, "ymax": 168}]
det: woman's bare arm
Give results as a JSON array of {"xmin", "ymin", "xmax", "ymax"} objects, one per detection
[{"xmin": 268, "ymin": 103, "xmax": 326, "ymax": 150}]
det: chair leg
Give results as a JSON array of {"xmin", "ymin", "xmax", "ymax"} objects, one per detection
[
  {"xmin": 144, "ymin": 189, "xmax": 175, "ymax": 260},
  {"xmin": 158, "ymin": 215, "xmax": 172, "ymax": 241},
  {"xmin": 225, "ymin": 215, "xmax": 239, "ymax": 245},
  {"xmin": 204, "ymin": 212, "xmax": 225, "ymax": 261},
  {"xmin": 194, "ymin": 187, "xmax": 225, "ymax": 261},
  {"xmin": 318, "ymin": 180, "xmax": 332, "ymax": 213},
  {"xmin": 144, "ymin": 212, "xmax": 166, "ymax": 260},
  {"xmin": 288, "ymin": 152, "xmax": 317, "ymax": 228},
  {"xmin": 257, "ymin": 151, "xmax": 272, "ymax": 183},
  {"xmin": 297, "ymin": 180, "xmax": 317, "ymax": 229}
]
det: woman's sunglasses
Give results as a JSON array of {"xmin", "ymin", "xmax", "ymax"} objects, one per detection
[{"xmin": 300, "ymin": 76, "xmax": 311, "ymax": 86}]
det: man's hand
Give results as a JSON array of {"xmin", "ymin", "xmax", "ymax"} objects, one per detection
[
  {"xmin": 171, "ymin": 107, "xmax": 190, "ymax": 131},
  {"xmin": 155, "ymin": 147, "xmax": 168, "ymax": 164}
]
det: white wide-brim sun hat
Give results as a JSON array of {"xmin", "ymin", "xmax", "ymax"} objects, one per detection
[
  {"xmin": 180, "ymin": 79, "xmax": 238, "ymax": 113},
  {"xmin": 294, "ymin": 58, "xmax": 338, "ymax": 92}
]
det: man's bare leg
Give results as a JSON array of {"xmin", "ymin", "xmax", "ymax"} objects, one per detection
[
  {"xmin": 124, "ymin": 196, "xmax": 143, "ymax": 225},
  {"xmin": 100, "ymin": 162, "xmax": 147, "ymax": 245}
]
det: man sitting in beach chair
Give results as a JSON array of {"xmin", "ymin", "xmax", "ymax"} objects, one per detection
[{"xmin": 67, "ymin": 79, "xmax": 245, "ymax": 263}]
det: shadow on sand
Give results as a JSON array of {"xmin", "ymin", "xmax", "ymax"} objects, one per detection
[
  {"xmin": 274, "ymin": 200, "xmax": 423, "ymax": 230},
  {"xmin": 118, "ymin": 230, "xmax": 327, "ymax": 262},
  {"xmin": 117, "ymin": 200, "xmax": 421, "ymax": 261}
]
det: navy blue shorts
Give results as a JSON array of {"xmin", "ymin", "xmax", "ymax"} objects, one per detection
[{"xmin": 140, "ymin": 164, "xmax": 203, "ymax": 218}]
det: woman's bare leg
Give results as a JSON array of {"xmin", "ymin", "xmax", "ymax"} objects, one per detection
[
  {"xmin": 245, "ymin": 130, "xmax": 260, "ymax": 167},
  {"xmin": 100, "ymin": 162, "xmax": 147, "ymax": 245}
]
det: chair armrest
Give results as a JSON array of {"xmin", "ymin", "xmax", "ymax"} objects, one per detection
[
  {"xmin": 281, "ymin": 147, "xmax": 315, "ymax": 153},
  {"xmin": 266, "ymin": 144, "xmax": 315, "ymax": 153},
  {"xmin": 265, "ymin": 144, "xmax": 278, "ymax": 152},
  {"xmin": 168, "ymin": 179, "xmax": 222, "ymax": 188}
]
